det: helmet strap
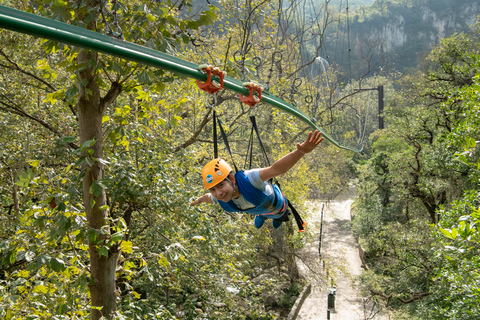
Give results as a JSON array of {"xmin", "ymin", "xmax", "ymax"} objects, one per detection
[
  {"xmin": 225, "ymin": 176, "xmax": 236, "ymax": 198},
  {"xmin": 232, "ymin": 181, "xmax": 236, "ymax": 198}
]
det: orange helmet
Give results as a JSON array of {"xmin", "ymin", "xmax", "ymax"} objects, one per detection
[{"xmin": 202, "ymin": 158, "xmax": 233, "ymax": 189}]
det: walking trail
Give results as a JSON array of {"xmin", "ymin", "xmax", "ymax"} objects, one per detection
[{"xmin": 292, "ymin": 187, "xmax": 389, "ymax": 320}]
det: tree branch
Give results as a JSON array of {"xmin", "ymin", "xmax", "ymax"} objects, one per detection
[
  {"xmin": 0, "ymin": 100, "xmax": 78, "ymax": 149},
  {"xmin": 0, "ymin": 49, "xmax": 56, "ymax": 92},
  {"xmin": 173, "ymin": 107, "xmax": 213, "ymax": 152},
  {"xmin": 370, "ymin": 289, "xmax": 431, "ymax": 305}
]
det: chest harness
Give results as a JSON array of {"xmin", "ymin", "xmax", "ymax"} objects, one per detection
[{"xmin": 218, "ymin": 171, "xmax": 288, "ymax": 219}]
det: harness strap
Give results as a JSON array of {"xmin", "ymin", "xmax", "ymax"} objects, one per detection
[
  {"xmin": 261, "ymin": 191, "xmax": 288, "ymax": 216},
  {"xmin": 250, "ymin": 116, "xmax": 271, "ymax": 166},
  {"xmin": 249, "ymin": 116, "xmax": 293, "ymax": 219},
  {"xmin": 217, "ymin": 115, "xmax": 305, "ymax": 231},
  {"xmin": 217, "ymin": 116, "xmax": 239, "ymax": 172},
  {"xmin": 288, "ymin": 201, "xmax": 306, "ymax": 232},
  {"xmin": 249, "ymin": 115, "xmax": 276, "ymax": 189},
  {"xmin": 213, "ymin": 110, "xmax": 218, "ymax": 159},
  {"xmin": 230, "ymin": 180, "xmax": 287, "ymax": 217},
  {"xmin": 244, "ymin": 121, "xmax": 255, "ymax": 170}
]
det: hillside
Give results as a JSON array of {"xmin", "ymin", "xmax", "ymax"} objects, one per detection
[{"xmin": 320, "ymin": 0, "xmax": 479, "ymax": 79}]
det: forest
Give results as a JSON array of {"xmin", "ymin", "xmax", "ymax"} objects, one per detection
[{"xmin": 0, "ymin": 0, "xmax": 479, "ymax": 319}]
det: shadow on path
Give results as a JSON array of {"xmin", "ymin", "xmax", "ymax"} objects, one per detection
[{"xmin": 293, "ymin": 193, "xmax": 388, "ymax": 320}]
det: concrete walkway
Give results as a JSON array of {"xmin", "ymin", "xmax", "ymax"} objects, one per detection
[{"xmin": 294, "ymin": 193, "xmax": 388, "ymax": 320}]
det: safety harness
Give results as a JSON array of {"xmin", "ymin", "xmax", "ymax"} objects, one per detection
[
  {"xmin": 196, "ymin": 68, "xmax": 305, "ymax": 231},
  {"xmin": 218, "ymin": 170, "xmax": 288, "ymax": 219},
  {"xmin": 214, "ymin": 112, "xmax": 306, "ymax": 232}
]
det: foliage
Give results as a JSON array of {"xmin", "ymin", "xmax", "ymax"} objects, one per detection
[
  {"xmin": 0, "ymin": 0, "xmax": 350, "ymax": 318},
  {"xmin": 352, "ymin": 25, "xmax": 480, "ymax": 319},
  {"xmin": 423, "ymin": 61, "xmax": 480, "ymax": 320},
  {"xmin": 430, "ymin": 191, "xmax": 480, "ymax": 320}
]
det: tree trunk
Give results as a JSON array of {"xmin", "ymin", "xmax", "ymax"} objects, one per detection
[{"xmin": 76, "ymin": 47, "xmax": 119, "ymax": 320}]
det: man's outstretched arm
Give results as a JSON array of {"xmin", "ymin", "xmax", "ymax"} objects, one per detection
[
  {"xmin": 259, "ymin": 130, "xmax": 323, "ymax": 182},
  {"xmin": 189, "ymin": 194, "xmax": 214, "ymax": 206}
]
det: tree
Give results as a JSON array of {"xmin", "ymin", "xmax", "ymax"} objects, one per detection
[
  {"xmin": 0, "ymin": 0, "xmax": 375, "ymax": 318},
  {"xmin": 352, "ymin": 27, "xmax": 480, "ymax": 318},
  {"xmin": 429, "ymin": 54, "xmax": 480, "ymax": 319},
  {"xmin": 0, "ymin": 0, "xmax": 217, "ymax": 318}
]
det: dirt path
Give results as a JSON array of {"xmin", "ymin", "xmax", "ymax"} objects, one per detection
[{"xmin": 294, "ymin": 190, "xmax": 388, "ymax": 320}]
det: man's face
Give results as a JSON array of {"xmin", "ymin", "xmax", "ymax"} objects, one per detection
[{"xmin": 209, "ymin": 177, "xmax": 234, "ymax": 202}]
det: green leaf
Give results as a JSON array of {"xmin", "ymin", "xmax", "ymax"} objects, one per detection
[
  {"xmin": 466, "ymin": 137, "xmax": 476, "ymax": 148},
  {"xmin": 111, "ymin": 231, "xmax": 124, "ymax": 243},
  {"xmin": 57, "ymin": 303, "xmax": 69, "ymax": 314},
  {"xmin": 15, "ymin": 170, "xmax": 34, "ymax": 187},
  {"xmin": 75, "ymin": 157, "xmax": 86, "ymax": 167},
  {"xmin": 7, "ymin": 250, "xmax": 16, "ymax": 264},
  {"xmin": 88, "ymin": 229, "xmax": 98, "ymax": 243},
  {"xmin": 65, "ymin": 84, "xmax": 79, "ymax": 100},
  {"xmin": 451, "ymin": 228, "xmax": 458, "ymax": 239},
  {"xmin": 50, "ymin": 258, "xmax": 66, "ymax": 272},
  {"xmin": 147, "ymin": 13, "xmax": 156, "ymax": 22},
  {"xmin": 82, "ymin": 139, "xmax": 96, "ymax": 149},
  {"xmin": 456, "ymin": 155, "xmax": 469, "ymax": 165},
  {"xmin": 57, "ymin": 202, "xmax": 67, "ymax": 212},
  {"xmin": 440, "ymin": 228, "xmax": 455, "ymax": 240},
  {"xmin": 36, "ymin": 254, "xmax": 51, "ymax": 268},
  {"xmin": 120, "ymin": 240, "xmax": 133, "ymax": 254},
  {"xmin": 99, "ymin": 246, "xmax": 109, "ymax": 257},
  {"xmin": 85, "ymin": 157, "xmax": 94, "ymax": 167},
  {"xmin": 138, "ymin": 70, "xmax": 151, "ymax": 84},
  {"xmin": 76, "ymin": 230, "xmax": 86, "ymax": 242},
  {"xmin": 27, "ymin": 160, "xmax": 40, "ymax": 168},
  {"xmin": 151, "ymin": 82, "xmax": 165, "ymax": 92},
  {"xmin": 89, "ymin": 180, "xmax": 104, "ymax": 197},
  {"xmin": 63, "ymin": 136, "xmax": 76, "ymax": 144}
]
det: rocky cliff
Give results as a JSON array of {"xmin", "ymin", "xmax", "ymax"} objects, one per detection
[{"xmin": 327, "ymin": 0, "xmax": 479, "ymax": 78}]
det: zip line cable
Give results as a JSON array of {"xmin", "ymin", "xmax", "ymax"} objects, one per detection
[
  {"xmin": 346, "ymin": 0, "xmax": 353, "ymax": 83},
  {"xmin": 334, "ymin": 0, "xmax": 344, "ymax": 68},
  {"xmin": 0, "ymin": 4, "xmax": 363, "ymax": 153}
]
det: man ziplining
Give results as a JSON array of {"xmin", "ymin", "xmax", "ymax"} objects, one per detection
[{"xmin": 190, "ymin": 130, "xmax": 324, "ymax": 229}]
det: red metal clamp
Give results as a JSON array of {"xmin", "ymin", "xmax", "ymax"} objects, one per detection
[
  {"xmin": 196, "ymin": 64, "xmax": 226, "ymax": 94},
  {"xmin": 239, "ymin": 82, "xmax": 263, "ymax": 107}
]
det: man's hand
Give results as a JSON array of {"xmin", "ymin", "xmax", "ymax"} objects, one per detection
[
  {"xmin": 259, "ymin": 130, "xmax": 324, "ymax": 181},
  {"xmin": 296, "ymin": 130, "xmax": 324, "ymax": 154},
  {"xmin": 189, "ymin": 194, "xmax": 213, "ymax": 206},
  {"xmin": 189, "ymin": 197, "xmax": 203, "ymax": 206}
]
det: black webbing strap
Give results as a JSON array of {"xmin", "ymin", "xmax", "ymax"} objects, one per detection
[
  {"xmin": 217, "ymin": 117, "xmax": 239, "ymax": 172},
  {"xmin": 213, "ymin": 110, "xmax": 218, "ymax": 159},
  {"xmin": 288, "ymin": 201, "xmax": 306, "ymax": 232},
  {"xmin": 249, "ymin": 115, "xmax": 306, "ymax": 232},
  {"xmin": 244, "ymin": 123, "xmax": 255, "ymax": 170},
  {"xmin": 249, "ymin": 116, "xmax": 275, "ymax": 187},
  {"xmin": 249, "ymin": 116, "xmax": 271, "ymax": 167}
]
